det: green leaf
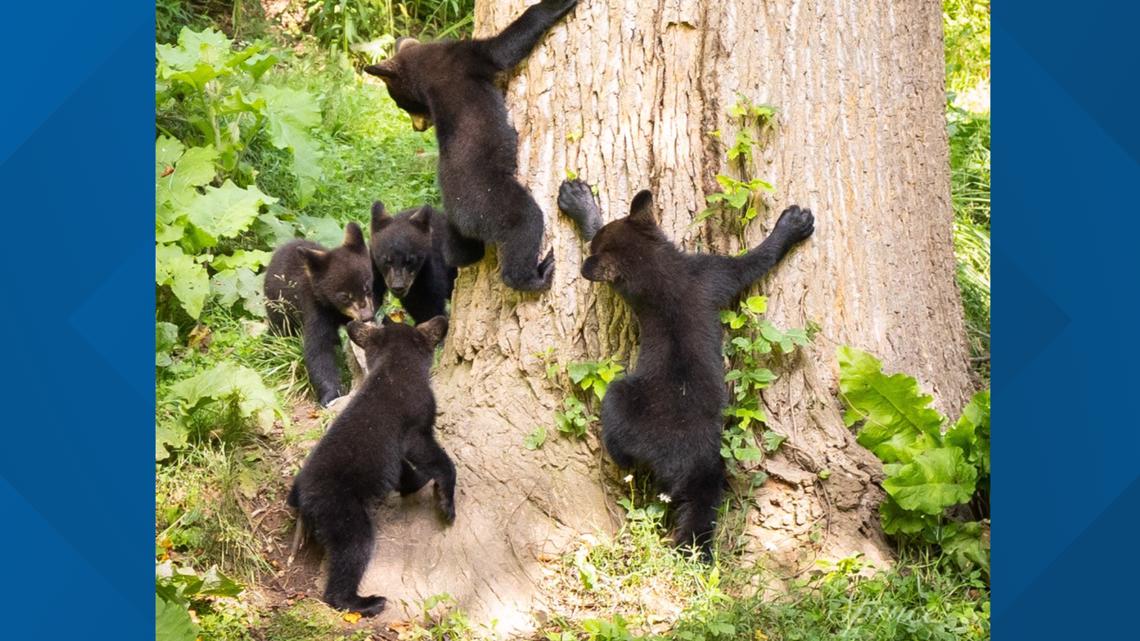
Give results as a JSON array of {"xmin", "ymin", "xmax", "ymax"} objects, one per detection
[
  {"xmin": 156, "ymin": 594, "xmax": 198, "ymax": 641},
  {"xmin": 946, "ymin": 390, "xmax": 990, "ymax": 477},
  {"xmin": 744, "ymin": 295, "xmax": 768, "ymax": 314},
  {"xmin": 156, "ymin": 139, "xmax": 218, "ymax": 227},
  {"xmin": 209, "ymin": 249, "xmax": 271, "ymax": 271},
  {"xmin": 294, "ymin": 214, "xmax": 343, "ymax": 248},
  {"xmin": 935, "ymin": 521, "xmax": 989, "ymax": 574},
  {"xmin": 167, "ymin": 362, "xmax": 280, "ymax": 429},
  {"xmin": 524, "ymin": 426, "xmax": 547, "ymax": 450},
  {"xmin": 879, "ymin": 496, "xmax": 937, "ymax": 535},
  {"xmin": 837, "ymin": 346, "xmax": 946, "ymax": 464},
  {"xmin": 566, "ymin": 362, "xmax": 592, "ymax": 384},
  {"xmin": 882, "ymin": 447, "xmax": 977, "ymax": 514},
  {"xmin": 156, "ymin": 421, "xmax": 187, "ymax": 461},
  {"xmin": 762, "ymin": 430, "xmax": 786, "ymax": 453},
  {"xmin": 156, "ymin": 27, "xmax": 234, "ymax": 90},
  {"xmin": 186, "ymin": 180, "xmax": 277, "ymax": 245},
  {"xmin": 210, "ymin": 267, "xmax": 266, "ymax": 318},
  {"xmin": 156, "ymin": 322, "xmax": 179, "ymax": 368},
  {"xmin": 156, "ymin": 244, "xmax": 209, "ymax": 319},
  {"xmin": 256, "ymin": 85, "xmax": 323, "ymax": 200}
]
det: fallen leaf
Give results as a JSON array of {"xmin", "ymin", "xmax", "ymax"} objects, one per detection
[{"xmin": 343, "ymin": 611, "xmax": 362, "ymax": 624}]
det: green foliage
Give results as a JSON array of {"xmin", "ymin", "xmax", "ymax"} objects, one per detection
[
  {"xmin": 837, "ymin": 346, "xmax": 990, "ymax": 574},
  {"xmin": 567, "ymin": 357, "xmax": 625, "ymax": 401},
  {"xmin": 554, "ymin": 395, "xmax": 597, "ymax": 440},
  {"xmin": 525, "ymin": 425, "xmax": 548, "ymax": 450},
  {"xmin": 157, "ymin": 362, "xmax": 281, "ymax": 460},
  {"xmin": 402, "ymin": 593, "xmax": 473, "ymax": 641},
  {"xmin": 156, "ymin": 559, "xmax": 242, "ymax": 641},
  {"xmin": 720, "ymin": 296, "xmax": 814, "ymax": 470},
  {"xmin": 305, "ymin": 0, "xmax": 476, "ymax": 61},
  {"xmin": 697, "ymin": 97, "xmax": 777, "ymax": 229}
]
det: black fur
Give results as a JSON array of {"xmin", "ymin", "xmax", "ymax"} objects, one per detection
[
  {"xmin": 363, "ymin": 0, "xmax": 580, "ymax": 292},
  {"xmin": 370, "ymin": 201, "xmax": 457, "ymax": 323},
  {"xmin": 558, "ymin": 179, "xmax": 815, "ymax": 559},
  {"xmin": 289, "ymin": 316, "xmax": 454, "ymax": 616},
  {"xmin": 264, "ymin": 223, "xmax": 375, "ymax": 406}
]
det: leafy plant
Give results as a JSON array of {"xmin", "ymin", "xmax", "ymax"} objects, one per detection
[
  {"xmin": 157, "ymin": 362, "xmax": 281, "ymax": 460},
  {"xmin": 554, "ymin": 395, "xmax": 597, "ymax": 440},
  {"xmin": 402, "ymin": 593, "xmax": 473, "ymax": 641},
  {"xmin": 525, "ymin": 425, "xmax": 548, "ymax": 450},
  {"xmin": 696, "ymin": 97, "xmax": 777, "ymax": 229},
  {"xmin": 719, "ymin": 296, "xmax": 814, "ymax": 470},
  {"xmin": 567, "ymin": 357, "xmax": 625, "ymax": 401},
  {"xmin": 838, "ymin": 346, "xmax": 990, "ymax": 574},
  {"xmin": 156, "ymin": 560, "xmax": 242, "ymax": 641}
]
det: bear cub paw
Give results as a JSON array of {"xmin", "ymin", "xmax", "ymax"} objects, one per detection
[
  {"xmin": 775, "ymin": 205, "xmax": 815, "ymax": 242},
  {"xmin": 558, "ymin": 179, "xmax": 604, "ymax": 240}
]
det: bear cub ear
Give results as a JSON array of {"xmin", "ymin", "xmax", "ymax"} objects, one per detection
[
  {"xmin": 408, "ymin": 206, "xmax": 432, "ymax": 232},
  {"xmin": 343, "ymin": 222, "xmax": 367, "ymax": 252},
  {"xmin": 416, "ymin": 315, "xmax": 449, "ymax": 347},
  {"xmin": 299, "ymin": 247, "xmax": 330, "ymax": 274},
  {"xmin": 346, "ymin": 321, "xmax": 379, "ymax": 348},
  {"xmin": 363, "ymin": 61, "xmax": 398, "ymax": 79},
  {"xmin": 395, "ymin": 37, "xmax": 420, "ymax": 53},
  {"xmin": 627, "ymin": 189, "xmax": 657, "ymax": 226},
  {"xmin": 371, "ymin": 201, "xmax": 392, "ymax": 234}
]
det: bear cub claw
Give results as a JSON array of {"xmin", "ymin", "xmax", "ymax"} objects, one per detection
[
  {"xmin": 558, "ymin": 179, "xmax": 604, "ymax": 240},
  {"xmin": 334, "ymin": 595, "xmax": 387, "ymax": 617},
  {"xmin": 775, "ymin": 205, "xmax": 815, "ymax": 242}
]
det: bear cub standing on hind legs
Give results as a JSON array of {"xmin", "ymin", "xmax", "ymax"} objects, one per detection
[
  {"xmin": 264, "ymin": 223, "xmax": 374, "ymax": 406},
  {"xmin": 288, "ymin": 316, "xmax": 454, "ymax": 616},
  {"xmin": 363, "ymin": 0, "xmax": 581, "ymax": 292},
  {"xmin": 557, "ymin": 179, "xmax": 816, "ymax": 560},
  {"xmin": 370, "ymin": 201, "xmax": 457, "ymax": 323}
]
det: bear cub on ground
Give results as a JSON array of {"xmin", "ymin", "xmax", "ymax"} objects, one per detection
[
  {"xmin": 558, "ymin": 179, "xmax": 815, "ymax": 560},
  {"xmin": 264, "ymin": 223, "xmax": 374, "ymax": 406},
  {"xmin": 370, "ymin": 201, "xmax": 457, "ymax": 323},
  {"xmin": 288, "ymin": 316, "xmax": 454, "ymax": 616},
  {"xmin": 363, "ymin": 0, "xmax": 580, "ymax": 292}
]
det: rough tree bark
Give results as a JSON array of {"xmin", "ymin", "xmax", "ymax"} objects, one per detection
[{"xmin": 358, "ymin": 0, "xmax": 971, "ymax": 629}]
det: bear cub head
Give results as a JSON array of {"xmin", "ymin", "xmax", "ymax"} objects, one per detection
[
  {"xmin": 346, "ymin": 316, "xmax": 449, "ymax": 372},
  {"xmin": 581, "ymin": 190, "xmax": 669, "ymax": 293},
  {"xmin": 363, "ymin": 38, "xmax": 433, "ymax": 132},
  {"xmin": 299, "ymin": 222, "xmax": 375, "ymax": 322},
  {"xmin": 370, "ymin": 201, "xmax": 436, "ymax": 298}
]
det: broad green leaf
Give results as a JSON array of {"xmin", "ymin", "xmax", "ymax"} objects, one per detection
[
  {"xmin": 210, "ymin": 267, "xmax": 266, "ymax": 318},
  {"xmin": 156, "ymin": 27, "xmax": 233, "ymax": 89},
  {"xmin": 255, "ymin": 212, "xmax": 298, "ymax": 247},
  {"xmin": 566, "ymin": 362, "xmax": 592, "ymax": 384},
  {"xmin": 935, "ymin": 521, "xmax": 989, "ymax": 574},
  {"xmin": 210, "ymin": 249, "xmax": 272, "ymax": 271},
  {"xmin": 167, "ymin": 362, "xmax": 280, "ymax": 429},
  {"xmin": 879, "ymin": 497, "xmax": 938, "ymax": 535},
  {"xmin": 256, "ymin": 85, "xmax": 323, "ymax": 200},
  {"xmin": 186, "ymin": 180, "xmax": 277, "ymax": 245},
  {"xmin": 156, "ymin": 244, "xmax": 209, "ymax": 319},
  {"xmin": 882, "ymin": 447, "xmax": 977, "ymax": 515},
  {"xmin": 295, "ymin": 214, "xmax": 343, "ymax": 248},
  {"xmin": 156, "ymin": 594, "xmax": 198, "ymax": 641},
  {"xmin": 837, "ymin": 346, "xmax": 946, "ymax": 463},
  {"xmin": 744, "ymin": 295, "xmax": 768, "ymax": 314},
  {"xmin": 156, "ymin": 142, "xmax": 217, "ymax": 224},
  {"xmin": 156, "ymin": 421, "xmax": 187, "ymax": 461},
  {"xmin": 946, "ymin": 390, "xmax": 990, "ymax": 477},
  {"xmin": 156, "ymin": 322, "xmax": 179, "ymax": 368}
]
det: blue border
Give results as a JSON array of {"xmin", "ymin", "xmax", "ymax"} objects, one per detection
[
  {"xmin": 0, "ymin": 2, "xmax": 154, "ymax": 637},
  {"xmin": 994, "ymin": 1, "xmax": 1140, "ymax": 637},
  {"xmin": 4, "ymin": 1, "xmax": 1137, "ymax": 638}
]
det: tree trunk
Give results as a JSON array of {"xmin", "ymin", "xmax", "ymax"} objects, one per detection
[{"xmin": 359, "ymin": 0, "xmax": 970, "ymax": 629}]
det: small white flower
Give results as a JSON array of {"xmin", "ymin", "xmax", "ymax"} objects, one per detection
[
  {"xmin": 658, "ymin": 493, "xmax": 672, "ymax": 503},
  {"xmin": 623, "ymin": 474, "xmax": 634, "ymax": 483}
]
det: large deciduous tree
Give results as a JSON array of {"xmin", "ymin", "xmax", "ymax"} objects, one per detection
[{"xmin": 360, "ymin": 0, "xmax": 970, "ymax": 628}]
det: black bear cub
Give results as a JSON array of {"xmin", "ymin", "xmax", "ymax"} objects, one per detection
[
  {"xmin": 288, "ymin": 316, "xmax": 454, "ymax": 616},
  {"xmin": 264, "ymin": 223, "xmax": 374, "ymax": 406},
  {"xmin": 558, "ymin": 179, "xmax": 815, "ymax": 560},
  {"xmin": 363, "ymin": 0, "xmax": 580, "ymax": 292},
  {"xmin": 370, "ymin": 201, "xmax": 457, "ymax": 323}
]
